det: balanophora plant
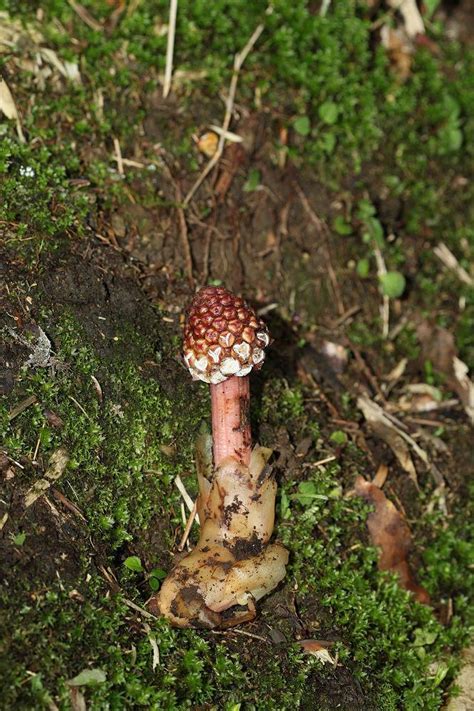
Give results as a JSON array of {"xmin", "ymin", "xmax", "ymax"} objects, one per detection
[{"xmin": 153, "ymin": 286, "xmax": 288, "ymax": 628}]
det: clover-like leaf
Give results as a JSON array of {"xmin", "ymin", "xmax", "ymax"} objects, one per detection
[
  {"xmin": 379, "ymin": 271, "xmax": 406, "ymax": 299},
  {"xmin": 67, "ymin": 669, "xmax": 106, "ymax": 687},
  {"xmin": 124, "ymin": 555, "xmax": 143, "ymax": 572}
]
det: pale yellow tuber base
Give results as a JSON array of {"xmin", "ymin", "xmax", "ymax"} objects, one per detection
[{"xmin": 153, "ymin": 443, "xmax": 289, "ymax": 628}]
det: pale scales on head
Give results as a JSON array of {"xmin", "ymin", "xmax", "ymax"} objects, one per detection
[{"xmin": 183, "ymin": 286, "xmax": 270, "ymax": 384}]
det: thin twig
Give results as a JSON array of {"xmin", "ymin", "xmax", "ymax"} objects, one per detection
[
  {"xmin": 212, "ymin": 628, "xmax": 270, "ymax": 643},
  {"xmin": 174, "ymin": 475, "xmax": 198, "ymax": 517},
  {"xmin": 320, "ymin": 0, "xmax": 332, "ymax": 16},
  {"xmin": 67, "ymin": 0, "xmax": 102, "ymax": 31},
  {"xmin": 163, "ymin": 0, "xmax": 178, "ymax": 98},
  {"xmin": 293, "ymin": 180, "xmax": 346, "ymax": 316},
  {"xmin": 162, "ymin": 163, "xmax": 194, "ymax": 286},
  {"xmin": 122, "ymin": 597, "xmax": 157, "ymax": 620},
  {"xmin": 373, "ymin": 245, "xmax": 389, "ymax": 339},
  {"xmin": 304, "ymin": 455, "xmax": 337, "ymax": 468},
  {"xmin": 177, "ymin": 500, "xmax": 198, "ymax": 551},
  {"xmin": 293, "ymin": 181, "xmax": 328, "ymax": 235},
  {"xmin": 184, "ymin": 21, "xmax": 265, "ymax": 205},
  {"xmin": 293, "ymin": 180, "xmax": 345, "ymax": 316},
  {"xmin": 113, "ymin": 137, "xmax": 124, "ymax": 175},
  {"xmin": 8, "ymin": 395, "xmax": 37, "ymax": 421},
  {"xmin": 434, "ymin": 242, "xmax": 473, "ymax": 287},
  {"xmin": 68, "ymin": 395, "xmax": 90, "ymax": 419},
  {"xmin": 176, "ymin": 183, "xmax": 194, "ymax": 287},
  {"xmin": 332, "ymin": 304, "xmax": 361, "ymax": 328}
]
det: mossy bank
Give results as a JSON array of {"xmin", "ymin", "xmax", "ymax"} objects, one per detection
[{"xmin": 1, "ymin": 1, "xmax": 474, "ymax": 709}]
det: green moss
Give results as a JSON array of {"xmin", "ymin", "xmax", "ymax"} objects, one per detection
[
  {"xmin": 277, "ymin": 458, "xmax": 471, "ymax": 709},
  {"xmin": 3, "ymin": 309, "xmax": 203, "ymax": 549}
]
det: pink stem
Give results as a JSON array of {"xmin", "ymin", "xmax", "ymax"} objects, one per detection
[{"xmin": 210, "ymin": 376, "xmax": 251, "ymax": 467}]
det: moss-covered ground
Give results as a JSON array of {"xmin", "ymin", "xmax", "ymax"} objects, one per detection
[{"xmin": 1, "ymin": 1, "xmax": 473, "ymax": 709}]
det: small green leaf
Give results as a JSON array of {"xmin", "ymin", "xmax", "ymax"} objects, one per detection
[
  {"xmin": 150, "ymin": 567, "xmax": 167, "ymax": 580},
  {"xmin": 438, "ymin": 125, "xmax": 462, "ymax": 154},
  {"xmin": 368, "ymin": 217, "xmax": 385, "ymax": 248},
  {"xmin": 433, "ymin": 663, "xmax": 449, "ymax": 687},
  {"xmin": 293, "ymin": 116, "xmax": 310, "ymax": 136},
  {"xmin": 67, "ymin": 669, "xmax": 106, "ymax": 686},
  {"xmin": 424, "ymin": 0, "xmax": 441, "ymax": 18},
  {"xmin": 319, "ymin": 101, "xmax": 339, "ymax": 125},
  {"xmin": 12, "ymin": 532, "xmax": 26, "ymax": 546},
  {"xmin": 356, "ymin": 258, "xmax": 370, "ymax": 278},
  {"xmin": 328, "ymin": 485, "xmax": 343, "ymax": 499},
  {"xmin": 293, "ymin": 481, "xmax": 328, "ymax": 507},
  {"xmin": 413, "ymin": 628, "xmax": 438, "ymax": 647},
  {"xmin": 356, "ymin": 200, "xmax": 376, "ymax": 220},
  {"xmin": 124, "ymin": 556, "xmax": 142, "ymax": 572},
  {"xmin": 330, "ymin": 430, "xmax": 347, "ymax": 445},
  {"xmin": 379, "ymin": 271, "xmax": 406, "ymax": 299},
  {"xmin": 333, "ymin": 215, "xmax": 352, "ymax": 236},
  {"xmin": 321, "ymin": 131, "xmax": 336, "ymax": 154},
  {"xmin": 243, "ymin": 168, "xmax": 261, "ymax": 192},
  {"xmin": 40, "ymin": 427, "xmax": 51, "ymax": 446},
  {"xmin": 280, "ymin": 490, "xmax": 291, "ymax": 519},
  {"xmin": 149, "ymin": 577, "xmax": 160, "ymax": 591}
]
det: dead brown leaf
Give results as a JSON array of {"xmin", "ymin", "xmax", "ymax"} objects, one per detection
[
  {"xmin": 214, "ymin": 142, "xmax": 247, "ymax": 200},
  {"xmin": 355, "ymin": 476, "xmax": 430, "ymax": 604},
  {"xmin": 0, "ymin": 75, "xmax": 18, "ymax": 119},
  {"xmin": 417, "ymin": 322, "xmax": 474, "ymax": 424},
  {"xmin": 372, "ymin": 463, "xmax": 388, "ymax": 488},
  {"xmin": 358, "ymin": 396, "xmax": 419, "ymax": 484}
]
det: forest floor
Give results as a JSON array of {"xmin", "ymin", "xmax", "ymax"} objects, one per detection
[{"xmin": 1, "ymin": 1, "xmax": 473, "ymax": 709}]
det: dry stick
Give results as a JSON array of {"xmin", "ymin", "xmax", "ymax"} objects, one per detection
[
  {"xmin": 177, "ymin": 500, "xmax": 198, "ymax": 551},
  {"xmin": 174, "ymin": 475, "xmax": 194, "ymax": 512},
  {"xmin": 434, "ymin": 242, "xmax": 474, "ymax": 287},
  {"xmin": 122, "ymin": 597, "xmax": 157, "ymax": 620},
  {"xmin": 162, "ymin": 163, "xmax": 194, "ymax": 286},
  {"xmin": 202, "ymin": 223, "xmax": 214, "ymax": 285},
  {"xmin": 183, "ymin": 22, "xmax": 265, "ymax": 206},
  {"xmin": 373, "ymin": 245, "xmax": 390, "ymax": 339},
  {"xmin": 113, "ymin": 137, "xmax": 124, "ymax": 175},
  {"xmin": 175, "ymin": 182, "xmax": 194, "ymax": 287},
  {"xmin": 67, "ymin": 0, "xmax": 102, "ymax": 31},
  {"xmin": 163, "ymin": 0, "xmax": 178, "ymax": 98},
  {"xmin": 8, "ymin": 394, "xmax": 37, "ymax": 421},
  {"xmin": 293, "ymin": 180, "xmax": 345, "ymax": 316}
]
